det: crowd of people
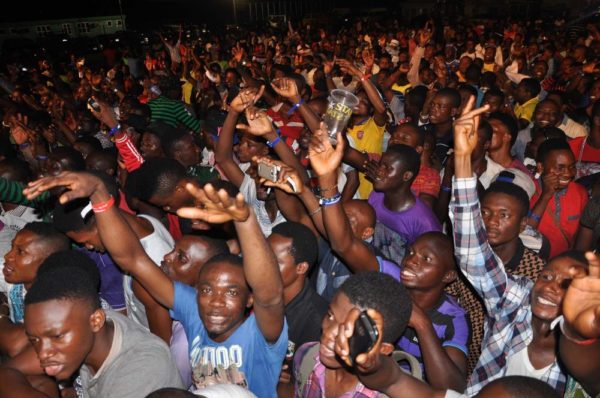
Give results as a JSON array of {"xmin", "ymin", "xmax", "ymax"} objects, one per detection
[{"xmin": 0, "ymin": 12, "xmax": 599, "ymax": 398}]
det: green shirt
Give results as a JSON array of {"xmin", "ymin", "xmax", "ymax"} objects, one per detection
[{"xmin": 148, "ymin": 96, "xmax": 202, "ymax": 132}]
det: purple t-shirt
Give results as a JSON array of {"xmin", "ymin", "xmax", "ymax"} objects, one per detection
[{"xmin": 368, "ymin": 191, "xmax": 442, "ymax": 244}]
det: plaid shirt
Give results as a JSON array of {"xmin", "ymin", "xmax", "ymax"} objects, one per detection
[
  {"xmin": 449, "ymin": 177, "xmax": 566, "ymax": 396},
  {"xmin": 294, "ymin": 342, "xmax": 381, "ymax": 398}
]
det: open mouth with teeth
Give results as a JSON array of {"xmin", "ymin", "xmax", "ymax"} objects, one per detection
[{"xmin": 536, "ymin": 296, "xmax": 558, "ymax": 307}]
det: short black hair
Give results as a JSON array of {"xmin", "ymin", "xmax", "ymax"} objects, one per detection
[
  {"xmin": 339, "ymin": 272, "xmax": 412, "ymax": 343},
  {"xmin": 465, "ymin": 64, "xmax": 481, "ymax": 83},
  {"xmin": 86, "ymin": 149, "xmax": 118, "ymax": 173},
  {"xmin": 146, "ymin": 388, "xmax": 197, "ymax": 398},
  {"xmin": 536, "ymin": 138, "xmax": 572, "ymax": 163},
  {"xmin": 436, "ymin": 87, "xmax": 461, "ymax": 108},
  {"xmin": 520, "ymin": 78, "xmax": 542, "ymax": 98},
  {"xmin": 0, "ymin": 158, "xmax": 32, "ymax": 182},
  {"xmin": 385, "ymin": 144, "xmax": 421, "ymax": 180},
  {"xmin": 481, "ymin": 376, "xmax": 560, "ymax": 398},
  {"xmin": 550, "ymin": 249, "xmax": 589, "ymax": 264},
  {"xmin": 531, "ymin": 125, "xmax": 567, "ymax": 142},
  {"xmin": 25, "ymin": 251, "xmax": 101, "ymax": 310},
  {"xmin": 53, "ymin": 172, "xmax": 120, "ymax": 233},
  {"xmin": 74, "ymin": 135, "xmax": 103, "ymax": 153},
  {"xmin": 484, "ymin": 87, "xmax": 505, "ymax": 103},
  {"xmin": 478, "ymin": 119, "xmax": 493, "ymax": 142},
  {"xmin": 125, "ymin": 158, "xmax": 187, "ymax": 201},
  {"xmin": 483, "ymin": 181, "xmax": 530, "ymax": 218},
  {"xmin": 488, "ymin": 112, "xmax": 519, "ymax": 146},
  {"xmin": 161, "ymin": 128, "xmax": 193, "ymax": 158},
  {"xmin": 21, "ymin": 222, "xmax": 70, "ymax": 252},
  {"xmin": 271, "ymin": 221, "xmax": 318, "ymax": 268},
  {"xmin": 49, "ymin": 147, "xmax": 86, "ymax": 171},
  {"xmin": 458, "ymin": 83, "xmax": 478, "ymax": 99},
  {"xmin": 405, "ymin": 85, "xmax": 428, "ymax": 110}
]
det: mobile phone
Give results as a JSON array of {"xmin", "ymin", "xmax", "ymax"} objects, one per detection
[
  {"xmin": 348, "ymin": 311, "xmax": 379, "ymax": 364},
  {"xmin": 87, "ymin": 98, "xmax": 101, "ymax": 112},
  {"xmin": 257, "ymin": 162, "xmax": 281, "ymax": 182}
]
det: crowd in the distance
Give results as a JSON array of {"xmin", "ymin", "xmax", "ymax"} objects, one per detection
[{"xmin": 0, "ymin": 12, "xmax": 598, "ymax": 398}]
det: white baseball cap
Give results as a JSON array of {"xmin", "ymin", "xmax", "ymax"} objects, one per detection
[{"xmin": 491, "ymin": 168, "xmax": 536, "ymax": 199}]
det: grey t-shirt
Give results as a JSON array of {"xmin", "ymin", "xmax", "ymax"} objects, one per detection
[{"xmin": 79, "ymin": 310, "xmax": 183, "ymax": 397}]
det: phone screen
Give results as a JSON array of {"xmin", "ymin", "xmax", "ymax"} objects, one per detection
[{"xmin": 348, "ymin": 311, "xmax": 379, "ymax": 364}]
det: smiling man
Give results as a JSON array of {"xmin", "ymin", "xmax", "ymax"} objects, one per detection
[
  {"xmin": 0, "ymin": 251, "xmax": 183, "ymax": 398},
  {"xmin": 528, "ymin": 139, "xmax": 588, "ymax": 258}
]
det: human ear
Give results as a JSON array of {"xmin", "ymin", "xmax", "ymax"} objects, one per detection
[
  {"xmin": 246, "ymin": 293, "xmax": 254, "ymax": 309},
  {"xmin": 296, "ymin": 262, "xmax": 309, "ymax": 276},
  {"xmin": 442, "ymin": 269, "xmax": 457, "ymax": 284},
  {"xmin": 89, "ymin": 308, "xmax": 106, "ymax": 333},
  {"xmin": 380, "ymin": 342, "xmax": 394, "ymax": 355},
  {"xmin": 403, "ymin": 171, "xmax": 414, "ymax": 181},
  {"xmin": 362, "ymin": 227, "xmax": 374, "ymax": 240}
]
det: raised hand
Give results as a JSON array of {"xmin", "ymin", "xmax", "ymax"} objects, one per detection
[
  {"xmin": 334, "ymin": 307, "xmax": 385, "ymax": 372},
  {"xmin": 453, "ymin": 95, "xmax": 490, "ymax": 158},
  {"xmin": 88, "ymin": 96, "xmax": 119, "ymax": 129},
  {"xmin": 9, "ymin": 113, "xmax": 31, "ymax": 145},
  {"xmin": 253, "ymin": 156, "xmax": 304, "ymax": 195},
  {"xmin": 229, "ymin": 85, "xmax": 265, "ymax": 114},
  {"xmin": 23, "ymin": 171, "xmax": 106, "ymax": 204},
  {"xmin": 232, "ymin": 44, "xmax": 244, "ymax": 63},
  {"xmin": 336, "ymin": 59, "xmax": 362, "ymax": 78},
  {"xmin": 270, "ymin": 77, "xmax": 300, "ymax": 102},
  {"xmin": 418, "ymin": 29, "xmax": 432, "ymax": 47},
  {"xmin": 236, "ymin": 107, "xmax": 275, "ymax": 136},
  {"xmin": 563, "ymin": 252, "xmax": 600, "ymax": 339},
  {"xmin": 177, "ymin": 183, "xmax": 250, "ymax": 224},
  {"xmin": 308, "ymin": 123, "xmax": 344, "ymax": 178}
]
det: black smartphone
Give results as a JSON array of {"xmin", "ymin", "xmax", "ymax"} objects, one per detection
[
  {"xmin": 87, "ymin": 98, "xmax": 101, "ymax": 112},
  {"xmin": 348, "ymin": 311, "xmax": 379, "ymax": 364}
]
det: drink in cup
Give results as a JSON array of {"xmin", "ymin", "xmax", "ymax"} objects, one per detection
[{"xmin": 322, "ymin": 89, "xmax": 359, "ymax": 144}]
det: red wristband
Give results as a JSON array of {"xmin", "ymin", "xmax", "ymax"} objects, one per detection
[{"xmin": 92, "ymin": 196, "xmax": 115, "ymax": 214}]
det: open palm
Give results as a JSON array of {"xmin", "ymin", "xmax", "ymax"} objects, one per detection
[
  {"xmin": 308, "ymin": 124, "xmax": 344, "ymax": 177},
  {"xmin": 177, "ymin": 183, "xmax": 250, "ymax": 224},
  {"xmin": 563, "ymin": 252, "xmax": 600, "ymax": 339}
]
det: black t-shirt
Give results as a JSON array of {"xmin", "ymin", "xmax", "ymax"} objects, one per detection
[{"xmin": 285, "ymin": 282, "xmax": 328, "ymax": 357}]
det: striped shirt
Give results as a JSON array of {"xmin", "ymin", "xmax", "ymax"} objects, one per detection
[
  {"xmin": 0, "ymin": 178, "xmax": 50, "ymax": 208},
  {"xmin": 148, "ymin": 96, "xmax": 201, "ymax": 132}
]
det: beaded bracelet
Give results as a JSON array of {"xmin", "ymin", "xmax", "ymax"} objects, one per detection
[
  {"xmin": 108, "ymin": 124, "xmax": 121, "ymax": 137},
  {"xmin": 92, "ymin": 196, "xmax": 115, "ymax": 214},
  {"xmin": 267, "ymin": 136, "xmax": 281, "ymax": 148},
  {"xmin": 319, "ymin": 193, "xmax": 342, "ymax": 206},
  {"xmin": 287, "ymin": 99, "xmax": 304, "ymax": 116}
]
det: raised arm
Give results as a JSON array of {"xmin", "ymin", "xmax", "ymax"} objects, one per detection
[
  {"xmin": 270, "ymin": 77, "xmax": 321, "ymax": 133},
  {"xmin": 559, "ymin": 251, "xmax": 600, "ymax": 397},
  {"xmin": 214, "ymin": 87, "xmax": 264, "ymax": 187},
  {"xmin": 309, "ymin": 126, "xmax": 380, "ymax": 272},
  {"xmin": 449, "ymin": 97, "xmax": 524, "ymax": 314},
  {"xmin": 236, "ymin": 106, "xmax": 309, "ymax": 184},
  {"xmin": 177, "ymin": 184, "xmax": 284, "ymax": 343},
  {"xmin": 338, "ymin": 59, "xmax": 387, "ymax": 127},
  {"xmin": 23, "ymin": 172, "xmax": 175, "ymax": 309}
]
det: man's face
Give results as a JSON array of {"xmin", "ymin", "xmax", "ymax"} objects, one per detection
[
  {"xmin": 540, "ymin": 149, "xmax": 576, "ymax": 190},
  {"xmin": 488, "ymin": 118, "xmax": 509, "ymax": 151},
  {"xmin": 484, "ymin": 47, "xmax": 495, "ymax": 63},
  {"xmin": 196, "ymin": 261, "xmax": 251, "ymax": 342},
  {"xmin": 401, "ymin": 237, "xmax": 448, "ymax": 290},
  {"xmin": 67, "ymin": 226, "xmax": 105, "ymax": 252},
  {"xmin": 482, "ymin": 94, "xmax": 503, "ymax": 116},
  {"xmin": 534, "ymin": 102, "xmax": 560, "ymax": 127},
  {"xmin": 515, "ymin": 82, "xmax": 530, "ymax": 104},
  {"xmin": 234, "ymin": 135, "xmax": 267, "ymax": 164},
  {"xmin": 3, "ymin": 230, "xmax": 46, "ymax": 285},
  {"xmin": 150, "ymin": 185, "xmax": 194, "ymax": 213},
  {"xmin": 530, "ymin": 257, "xmax": 586, "ymax": 321},
  {"xmin": 24, "ymin": 299, "xmax": 98, "ymax": 381},
  {"xmin": 173, "ymin": 134, "xmax": 201, "ymax": 168},
  {"xmin": 161, "ymin": 236, "xmax": 214, "ymax": 286},
  {"xmin": 267, "ymin": 234, "xmax": 298, "ymax": 289},
  {"xmin": 532, "ymin": 61, "xmax": 548, "ymax": 80},
  {"xmin": 429, "ymin": 94, "xmax": 456, "ymax": 125},
  {"xmin": 371, "ymin": 152, "xmax": 404, "ymax": 192},
  {"xmin": 225, "ymin": 71, "xmax": 238, "ymax": 89},
  {"xmin": 41, "ymin": 156, "xmax": 69, "ymax": 178},
  {"xmin": 481, "ymin": 192, "xmax": 525, "ymax": 248},
  {"xmin": 320, "ymin": 292, "xmax": 355, "ymax": 369},
  {"xmin": 389, "ymin": 124, "xmax": 421, "ymax": 150},
  {"xmin": 140, "ymin": 132, "xmax": 163, "ymax": 158},
  {"xmin": 458, "ymin": 57, "xmax": 472, "ymax": 73}
]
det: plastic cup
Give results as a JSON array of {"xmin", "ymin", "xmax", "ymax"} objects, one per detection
[{"xmin": 322, "ymin": 89, "xmax": 359, "ymax": 144}]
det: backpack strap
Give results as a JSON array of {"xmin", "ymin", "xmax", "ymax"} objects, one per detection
[
  {"xmin": 296, "ymin": 343, "xmax": 321, "ymax": 395},
  {"xmin": 391, "ymin": 350, "xmax": 423, "ymax": 381}
]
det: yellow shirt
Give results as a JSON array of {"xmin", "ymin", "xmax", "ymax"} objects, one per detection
[
  {"xmin": 180, "ymin": 70, "xmax": 198, "ymax": 105},
  {"xmin": 347, "ymin": 117, "xmax": 386, "ymax": 199},
  {"xmin": 391, "ymin": 83, "xmax": 412, "ymax": 95},
  {"xmin": 514, "ymin": 96, "xmax": 539, "ymax": 123}
]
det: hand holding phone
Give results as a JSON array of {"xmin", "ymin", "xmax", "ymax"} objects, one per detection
[
  {"xmin": 87, "ymin": 98, "xmax": 101, "ymax": 113},
  {"xmin": 257, "ymin": 162, "xmax": 281, "ymax": 182},
  {"xmin": 348, "ymin": 311, "xmax": 379, "ymax": 365}
]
